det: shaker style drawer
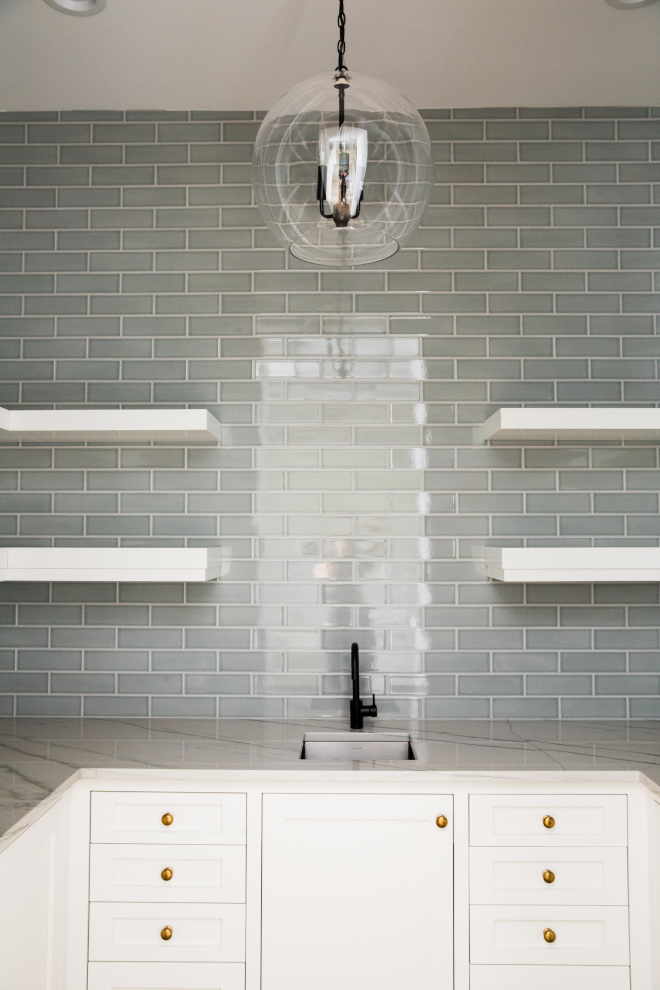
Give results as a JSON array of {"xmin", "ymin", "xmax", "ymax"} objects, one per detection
[
  {"xmin": 470, "ymin": 905, "xmax": 630, "ymax": 966},
  {"xmin": 470, "ymin": 795, "xmax": 627, "ymax": 846},
  {"xmin": 89, "ymin": 844, "xmax": 246, "ymax": 903},
  {"xmin": 91, "ymin": 792, "xmax": 246, "ymax": 845},
  {"xmin": 88, "ymin": 902, "xmax": 246, "ymax": 963},
  {"xmin": 87, "ymin": 961, "xmax": 245, "ymax": 990},
  {"xmin": 469, "ymin": 846, "xmax": 628, "ymax": 905},
  {"xmin": 470, "ymin": 965, "xmax": 630, "ymax": 990}
]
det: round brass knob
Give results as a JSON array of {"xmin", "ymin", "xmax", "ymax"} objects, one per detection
[
  {"xmin": 161, "ymin": 867, "xmax": 173, "ymax": 882},
  {"xmin": 161, "ymin": 813, "xmax": 173, "ymax": 826},
  {"xmin": 542, "ymin": 815, "xmax": 555, "ymax": 829},
  {"xmin": 542, "ymin": 869, "xmax": 555, "ymax": 884},
  {"xmin": 543, "ymin": 928, "xmax": 556, "ymax": 943},
  {"xmin": 436, "ymin": 815, "xmax": 448, "ymax": 828},
  {"xmin": 160, "ymin": 926, "xmax": 173, "ymax": 941}
]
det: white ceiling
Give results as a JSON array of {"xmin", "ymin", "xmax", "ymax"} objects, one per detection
[{"xmin": 1, "ymin": 0, "xmax": 660, "ymax": 111}]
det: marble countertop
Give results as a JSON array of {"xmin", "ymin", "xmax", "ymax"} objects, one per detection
[{"xmin": 3, "ymin": 717, "xmax": 660, "ymax": 836}]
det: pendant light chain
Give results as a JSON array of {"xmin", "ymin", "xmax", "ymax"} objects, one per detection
[
  {"xmin": 334, "ymin": 0, "xmax": 349, "ymax": 129},
  {"xmin": 336, "ymin": 0, "xmax": 347, "ymax": 73}
]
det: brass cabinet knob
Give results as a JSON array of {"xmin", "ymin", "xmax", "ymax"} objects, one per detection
[
  {"xmin": 161, "ymin": 813, "xmax": 174, "ymax": 826},
  {"xmin": 542, "ymin": 869, "xmax": 555, "ymax": 884},
  {"xmin": 543, "ymin": 928, "xmax": 556, "ymax": 943},
  {"xmin": 160, "ymin": 926, "xmax": 173, "ymax": 941},
  {"xmin": 161, "ymin": 867, "xmax": 173, "ymax": 881},
  {"xmin": 436, "ymin": 815, "xmax": 448, "ymax": 828},
  {"xmin": 542, "ymin": 815, "xmax": 555, "ymax": 829}
]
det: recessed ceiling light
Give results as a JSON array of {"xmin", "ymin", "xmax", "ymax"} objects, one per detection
[
  {"xmin": 43, "ymin": 0, "xmax": 107, "ymax": 15},
  {"xmin": 605, "ymin": 0, "xmax": 659, "ymax": 7}
]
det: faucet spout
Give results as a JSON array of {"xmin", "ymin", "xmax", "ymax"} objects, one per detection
[{"xmin": 349, "ymin": 642, "xmax": 377, "ymax": 730}]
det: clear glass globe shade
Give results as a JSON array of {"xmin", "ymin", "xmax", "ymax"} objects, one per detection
[{"xmin": 252, "ymin": 71, "xmax": 433, "ymax": 267}]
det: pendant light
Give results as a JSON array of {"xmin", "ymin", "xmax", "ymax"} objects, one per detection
[
  {"xmin": 604, "ymin": 0, "xmax": 659, "ymax": 6},
  {"xmin": 252, "ymin": 0, "xmax": 432, "ymax": 267},
  {"xmin": 43, "ymin": 0, "xmax": 107, "ymax": 14}
]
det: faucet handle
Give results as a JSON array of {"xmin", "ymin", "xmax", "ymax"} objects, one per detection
[{"xmin": 367, "ymin": 693, "xmax": 377, "ymax": 717}]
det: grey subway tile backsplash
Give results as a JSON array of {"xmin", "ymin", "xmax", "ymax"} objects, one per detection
[{"xmin": 0, "ymin": 107, "xmax": 658, "ymax": 717}]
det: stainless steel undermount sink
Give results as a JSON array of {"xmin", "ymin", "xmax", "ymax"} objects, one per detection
[{"xmin": 300, "ymin": 731, "xmax": 417, "ymax": 761}]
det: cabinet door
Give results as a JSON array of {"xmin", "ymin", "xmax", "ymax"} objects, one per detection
[
  {"xmin": 470, "ymin": 965, "xmax": 629, "ymax": 990},
  {"xmin": 469, "ymin": 846, "xmax": 629, "ymax": 905},
  {"xmin": 469, "ymin": 795, "xmax": 627, "ymax": 847},
  {"xmin": 89, "ymin": 844, "xmax": 246, "ymax": 903},
  {"xmin": 91, "ymin": 792, "xmax": 246, "ymax": 845},
  {"xmin": 88, "ymin": 902, "xmax": 245, "ymax": 963},
  {"xmin": 470, "ymin": 905, "xmax": 630, "ymax": 966},
  {"xmin": 261, "ymin": 793, "xmax": 453, "ymax": 990},
  {"xmin": 87, "ymin": 961, "xmax": 245, "ymax": 990}
]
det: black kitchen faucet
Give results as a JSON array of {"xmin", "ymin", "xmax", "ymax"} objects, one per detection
[{"xmin": 349, "ymin": 642, "xmax": 377, "ymax": 730}]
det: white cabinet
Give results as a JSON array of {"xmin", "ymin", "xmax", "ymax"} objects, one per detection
[
  {"xmin": 0, "ymin": 797, "xmax": 68, "ymax": 990},
  {"xmin": 470, "ymin": 904, "xmax": 630, "ymax": 965},
  {"xmin": 91, "ymin": 792, "xmax": 247, "ymax": 844},
  {"xmin": 470, "ymin": 965, "xmax": 630, "ymax": 990},
  {"xmin": 261, "ymin": 793, "xmax": 453, "ymax": 990},
  {"xmin": 88, "ymin": 902, "xmax": 246, "ymax": 963},
  {"xmin": 88, "ymin": 790, "xmax": 247, "ymax": 981},
  {"xmin": 87, "ymin": 962, "xmax": 245, "ymax": 990},
  {"xmin": 468, "ymin": 791, "xmax": 633, "ymax": 989},
  {"xmin": 469, "ymin": 846, "xmax": 629, "ymax": 905},
  {"xmin": 89, "ymin": 844, "xmax": 246, "ymax": 903},
  {"xmin": 470, "ymin": 794, "xmax": 627, "ymax": 846},
  {"xmin": 0, "ymin": 775, "xmax": 655, "ymax": 990}
]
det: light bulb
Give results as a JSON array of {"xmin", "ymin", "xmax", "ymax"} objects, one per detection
[{"xmin": 318, "ymin": 125, "xmax": 368, "ymax": 226}]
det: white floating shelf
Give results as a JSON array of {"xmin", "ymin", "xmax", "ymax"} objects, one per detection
[
  {"xmin": 487, "ymin": 547, "xmax": 660, "ymax": 583},
  {"xmin": 0, "ymin": 547, "xmax": 229, "ymax": 582},
  {"xmin": 0, "ymin": 407, "xmax": 222, "ymax": 442},
  {"xmin": 484, "ymin": 407, "xmax": 660, "ymax": 441}
]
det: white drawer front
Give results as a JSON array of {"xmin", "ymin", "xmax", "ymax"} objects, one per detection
[
  {"xmin": 470, "ymin": 846, "xmax": 628, "ymax": 905},
  {"xmin": 90, "ymin": 845, "xmax": 246, "ymax": 903},
  {"xmin": 88, "ymin": 903, "xmax": 245, "ymax": 963},
  {"xmin": 470, "ymin": 905, "xmax": 629, "ymax": 966},
  {"xmin": 91, "ymin": 792, "xmax": 246, "ymax": 845},
  {"xmin": 470, "ymin": 965, "xmax": 629, "ymax": 990},
  {"xmin": 88, "ymin": 961, "xmax": 245, "ymax": 990},
  {"xmin": 470, "ymin": 795, "xmax": 627, "ymax": 846}
]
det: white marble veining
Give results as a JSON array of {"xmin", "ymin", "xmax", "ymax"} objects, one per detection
[{"xmin": 3, "ymin": 718, "xmax": 660, "ymax": 838}]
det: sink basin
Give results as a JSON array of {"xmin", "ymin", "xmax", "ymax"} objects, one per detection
[{"xmin": 300, "ymin": 731, "xmax": 416, "ymax": 761}]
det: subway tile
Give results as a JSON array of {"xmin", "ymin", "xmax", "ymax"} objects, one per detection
[
  {"xmin": 62, "ymin": 187, "xmax": 121, "ymax": 206},
  {"xmin": 0, "ymin": 146, "xmax": 57, "ymax": 164},
  {"xmin": 561, "ymin": 698, "xmax": 627, "ymax": 718},
  {"xmin": 0, "ymin": 110, "xmax": 658, "ymax": 719},
  {"xmin": 60, "ymin": 145, "xmax": 122, "ymax": 165},
  {"xmin": 425, "ymin": 698, "xmax": 490, "ymax": 717},
  {"xmin": 28, "ymin": 124, "xmax": 90, "ymax": 143},
  {"xmin": 453, "ymin": 142, "xmax": 517, "ymax": 163},
  {"xmin": 17, "ymin": 697, "xmax": 81, "ymax": 716},
  {"xmin": 494, "ymin": 651, "xmax": 557, "ymax": 672},
  {"xmin": 493, "ymin": 698, "xmax": 559, "ymax": 718},
  {"xmin": 458, "ymin": 674, "xmax": 523, "ymax": 695},
  {"xmin": 587, "ymin": 142, "xmax": 648, "ymax": 162},
  {"xmin": 520, "ymin": 142, "xmax": 583, "ymax": 162}
]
